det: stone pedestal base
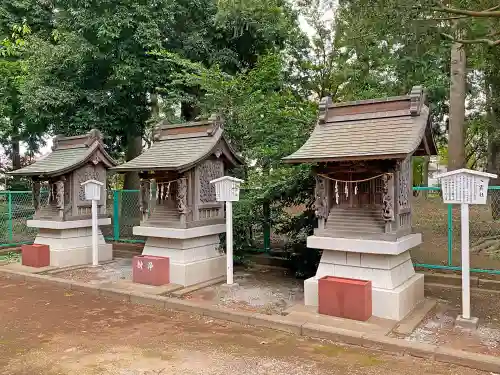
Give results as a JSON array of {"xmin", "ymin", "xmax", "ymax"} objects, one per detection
[
  {"xmin": 133, "ymin": 224, "xmax": 226, "ymax": 287},
  {"xmin": 27, "ymin": 219, "xmax": 113, "ymax": 268},
  {"xmin": 305, "ymin": 274, "xmax": 423, "ymax": 321},
  {"xmin": 455, "ymin": 315, "xmax": 479, "ymax": 330},
  {"xmin": 304, "ymin": 234, "xmax": 424, "ymax": 321}
]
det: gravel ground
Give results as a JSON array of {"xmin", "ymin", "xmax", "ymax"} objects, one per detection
[
  {"xmin": 184, "ymin": 267, "xmax": 303, "ymax": 315},
  {"xmin": 0, "ymin": 275, "xmax": 488, "ymax": 375},
  {"xmin": 51, "ymin": 259, "xmax": 132, "ymax": 284},
  {"xmin": 397, "ymin": 283, "xmax": 500, "ymax": 356}
]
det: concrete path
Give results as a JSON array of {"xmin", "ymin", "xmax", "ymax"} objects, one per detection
[{"xmin": 0, "ymin": 276, "xmax": 486, "ymax": 375}]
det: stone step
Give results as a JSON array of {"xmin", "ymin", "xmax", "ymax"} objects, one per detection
[
  {"xmin": 328, "ymin": 211, "xmax": 382, "ymax": 218},
  {"xmin": 146, "ymin": 220, "xmax": 183, "ymax": 228},
  {"xmin": 327, "ymin": 225, "xmax": 385, "ymax": 233},
  {"xmin": 323, "ymin": 226, "xmax": 385, "ymax": 234},
  {"xmin": 318, "ymin": 229, "xmax": 386, "ymax": 238},
  {"xmin": 330, "ymin": 207, "xmax": 381, "ymax": 212},
  {"xmin": 327, "ymin": 216, "xmax": 384, "ymax": 224},
  {"xmin": 326, "ymin": 222, "xmax": 385, "ymax": 232}
]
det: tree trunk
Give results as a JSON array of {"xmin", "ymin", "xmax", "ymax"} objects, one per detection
[
  {"xmin": 122, "ymin": 134, "xmax": 142, "ymax": 190},
  {"xmin": 486, "ymin": 73, "xmax": 500, "ymax": 219},
  {"xmin": 181, "ymin": 102, "xmax": 200, "ymax": 121},
  {"xmin": 11, "ymin": 138, "xmax": 20, "ymax": 171},
  {"xmin": 448, "ymin": 39, "xmax": 466, "ymax": 171}
]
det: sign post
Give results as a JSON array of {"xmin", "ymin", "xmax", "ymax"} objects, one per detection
[
  {"xmin": 81, "ymin": 179, "xmax": 104, "ymax": 267},
  {"xmin": 210, "ymin": 176, "xmax": 244, "ymax": 285},
  {"xmin": 437, "ymin": 169, "xmax": 497, "ymax": 328}
]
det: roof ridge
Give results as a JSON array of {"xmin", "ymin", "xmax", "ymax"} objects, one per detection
[
  {"xmin": 329, "ymin": 94, "xmax": 409, "ymax": 109},
  {"xmin": 52, "ymin": 129, "xmax": 103, "ymax": 151},
  {"xmin": 318, "ymin": 85, "xmax": 426, "ymax": 124},
  {"xmin": 153, "ymin": 114, "xmax": 223, "ymax": 140}
]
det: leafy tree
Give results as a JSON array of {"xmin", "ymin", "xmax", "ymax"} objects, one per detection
[
  {"xmin": 198, "ymin": 53, "xmax": 317, "ymax": 272},
  {"xmin": 17, "ymin": 0, "xmax": 303, "ymax": 190},
  {"xmin": 0, "ymin": 22, "xmax": 45, "ymax": 183}
]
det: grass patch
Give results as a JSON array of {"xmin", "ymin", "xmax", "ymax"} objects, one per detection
[{"xmin": 0, "ymin": 251, "xmax": 21, "ymax": 263}]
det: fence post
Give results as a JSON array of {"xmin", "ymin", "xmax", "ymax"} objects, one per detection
[
  {"xmin": 7, "ymin": 192, "xmax": 13, "ymax": 242},
  {"xmin": 113, "ymin": 190, "xmax": 120, "ymax": 241},
  {"xmin": 447, "ymin": 203, "xmax": 453, "ymax": 266}
]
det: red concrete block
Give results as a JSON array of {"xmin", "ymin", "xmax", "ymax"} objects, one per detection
[
  {"xmin": 132, "ymin": 255, "xmax": 170, "ymax": 286},
  {"xmin": 21, "ymin": 244, "xmax": 50, "ymax": 268},
  {"xmin": 318, "ymin": 276, "xmax": 372, "ymax": 321}
]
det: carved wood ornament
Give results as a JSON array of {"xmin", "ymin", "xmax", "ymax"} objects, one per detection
[
  {"xmin": 314, "ymin": 175, "xmax": 328, "ymax": 219},
  {"xmin": 140, "ymin": 179, "xmax": 151, "ymax": 217},
  {"xmin": 77, "ymin": 164, "xmax": 100, "ymax": 203},
  {"xmin": 398, "ymin": 158, "xmax": 411, "ymax": 210},
  {"xmin": 199, "ymin": 159, "xmax": 223, "ymax": 203},
  {"xmin": 177, "ymin": 177, "xmax": 188, "ymax": 214},
  {"xmin": 55, "ymin": 178, "xmax": 65, "ymax": 209},
  {"xmin": 382, "ymin": 174, "xmax": 394, "ymax": 222}
]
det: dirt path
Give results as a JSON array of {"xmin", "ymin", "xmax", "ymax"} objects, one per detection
[{"xmin": 0, "ymin": 276, "xmax": 487, "ymax": 375}]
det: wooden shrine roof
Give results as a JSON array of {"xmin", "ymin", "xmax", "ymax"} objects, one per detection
[
  {"xmin": 9, "ymin": 129, "xmax": 117, "ymax": 177},
  {"xmin": 112, "ymin": 114, "xmax": 243, "ymax": 173},
  {"xmin": 283, "ymin": 86, "xmax": 437, "ymax": 164}
]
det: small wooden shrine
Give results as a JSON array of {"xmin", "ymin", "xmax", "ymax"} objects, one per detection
[
  {"xmin": 8, "ymin": 129, "xmax": 117, "ymax": 267},
  {"xmin": 10, "ymin": 129, "xmax": 116, "ymax": 220},
  {"xmin": 112, "ymin": 114, "xmax": 243, "ymax": 286},
  {"xmin": 283, "ymin": 86, "xmax": 437, "ymax": 320},
  {"xmin": 284, "ymin": 86, "xmax": 436, "ymax": 241},
  {"xmin": 113, "ymin": 114, "xmax": 242, "ymax": 229}
]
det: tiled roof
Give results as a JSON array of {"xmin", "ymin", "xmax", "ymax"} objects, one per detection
[
  {"xmin": 283, "ymin": 86, "xmax": 436, "ymax": 163},
  {"xmin": 9, "ymin": 130, "xmax": 117, "ymax": 177},
  {"xmin": 112, "ymin": 115, "xmax": 243, "ymax": 172}
]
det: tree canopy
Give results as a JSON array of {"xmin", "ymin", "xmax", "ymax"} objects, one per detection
[{"xmin": 2, "ymin": 0, "xmax": 500, "ymax": 269}]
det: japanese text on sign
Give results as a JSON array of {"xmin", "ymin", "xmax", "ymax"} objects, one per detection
[{"xmin": 441, "ymin": 174, "xmax": 488, "ymax": 205}]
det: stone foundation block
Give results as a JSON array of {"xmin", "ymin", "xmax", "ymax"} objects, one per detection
[
  {"xmin": 21, "ymin": 244, "xmax": 50, "ymax": 268},
  {"xmin": 132, "ymin": 255, "xmax": 170, "ymax": 286},
  {"xmin": 33, "ymin": 226, "xmax": 112, "ymax": 268},
  {"xmin": 304, "ymin": 273, "xmax": 424, "ymax": 321},
  {"xmin": 169, "ymin": 256, "xmax": 226, "ymax": 286},
  {"xmin": 139, "ymin": 225, "xmax": 226, "ymax": 287},
  {"xmin": 371, "ymin": 273, "xmax": 424, "ymax": 320},
  {"xmin": 318, "ymin": 276, "xmax": 372, "ymax": 321}
]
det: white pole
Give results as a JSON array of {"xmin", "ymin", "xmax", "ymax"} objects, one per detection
[
  {"xmin": 226, "ymin": 200, "xmax": 233, "ymax": 285},
  {"xmin": 461, "ymin": 203, "xmax": 471, "ymax": 320},
  {"xmin": 92, "ymin": 199, "xmax": 99, "ymax": 267}
]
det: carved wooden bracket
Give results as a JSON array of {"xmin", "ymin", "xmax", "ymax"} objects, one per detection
[
  {"xmin": 139, "ymin": 179, "xmax": 151, "ymax": 217},
  {"xmin": 314, "ymin": 175, "xmax": 328, "ymax": 219},
  {"xmin": 177, "ymin": 177, "xmax": 189, "ymax": 215},
  {"xmin": 382, "ymin": 174, "xmax": 395, "ymax": 222}
]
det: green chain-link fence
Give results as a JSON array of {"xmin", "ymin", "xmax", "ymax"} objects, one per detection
[
  {"xmin": 411, "ymin": 186, "xmax": 500, "ymax": 274},
  {"xmin": 5, "ymin": 187, "xmax": 500, "ymax": 274},
  {"xmin": 0, "ymin": 191, "xmax": 49, "ymax": 247}
]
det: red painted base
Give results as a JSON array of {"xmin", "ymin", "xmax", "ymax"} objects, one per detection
[
  {"xmin": 318, "ymin": 276, "xmax": 372, "ymax": 321},
  {"xmin": 132, "ymin": 255, "xmax": 170, "ymax": 286},
  {"xmin": 21, "ymin": 244, "xmax": 50, "ymax": 268}
]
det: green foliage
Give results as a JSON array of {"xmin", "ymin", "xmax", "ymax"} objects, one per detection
[
  {"xmin": 197, "ymin": 53, "xmax": 317, "ymax": 260},
  {"xmin": 20, "ymin": 1, "xmax": 195, "ymax": 157}
]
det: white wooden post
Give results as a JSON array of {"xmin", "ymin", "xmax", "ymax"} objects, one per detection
[
  {"xmin": 437, "ymin": 168, "xmax": 497, "ymax": 328},
  {"xmin": 92, "ymin": 199, "xmax": 99, "ymax": 266},
  {"xmin": 210, "ymin": 176, "xmax": 244, "ymax": 286},
  {"xmin": 461, "ymin": 203, "xmax": 470, "ymax": 320},
  {"xmin": 81, "ymin": 179, "xmax": 104, "ymax": 268},
  {"xmin": 226, "ymin": 201, "xmax": 233, "ymax": 285}
]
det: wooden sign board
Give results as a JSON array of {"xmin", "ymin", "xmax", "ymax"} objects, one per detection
[{"xmin": 437, "ymin": 169, "xmax": 497, "ymax": 205}]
